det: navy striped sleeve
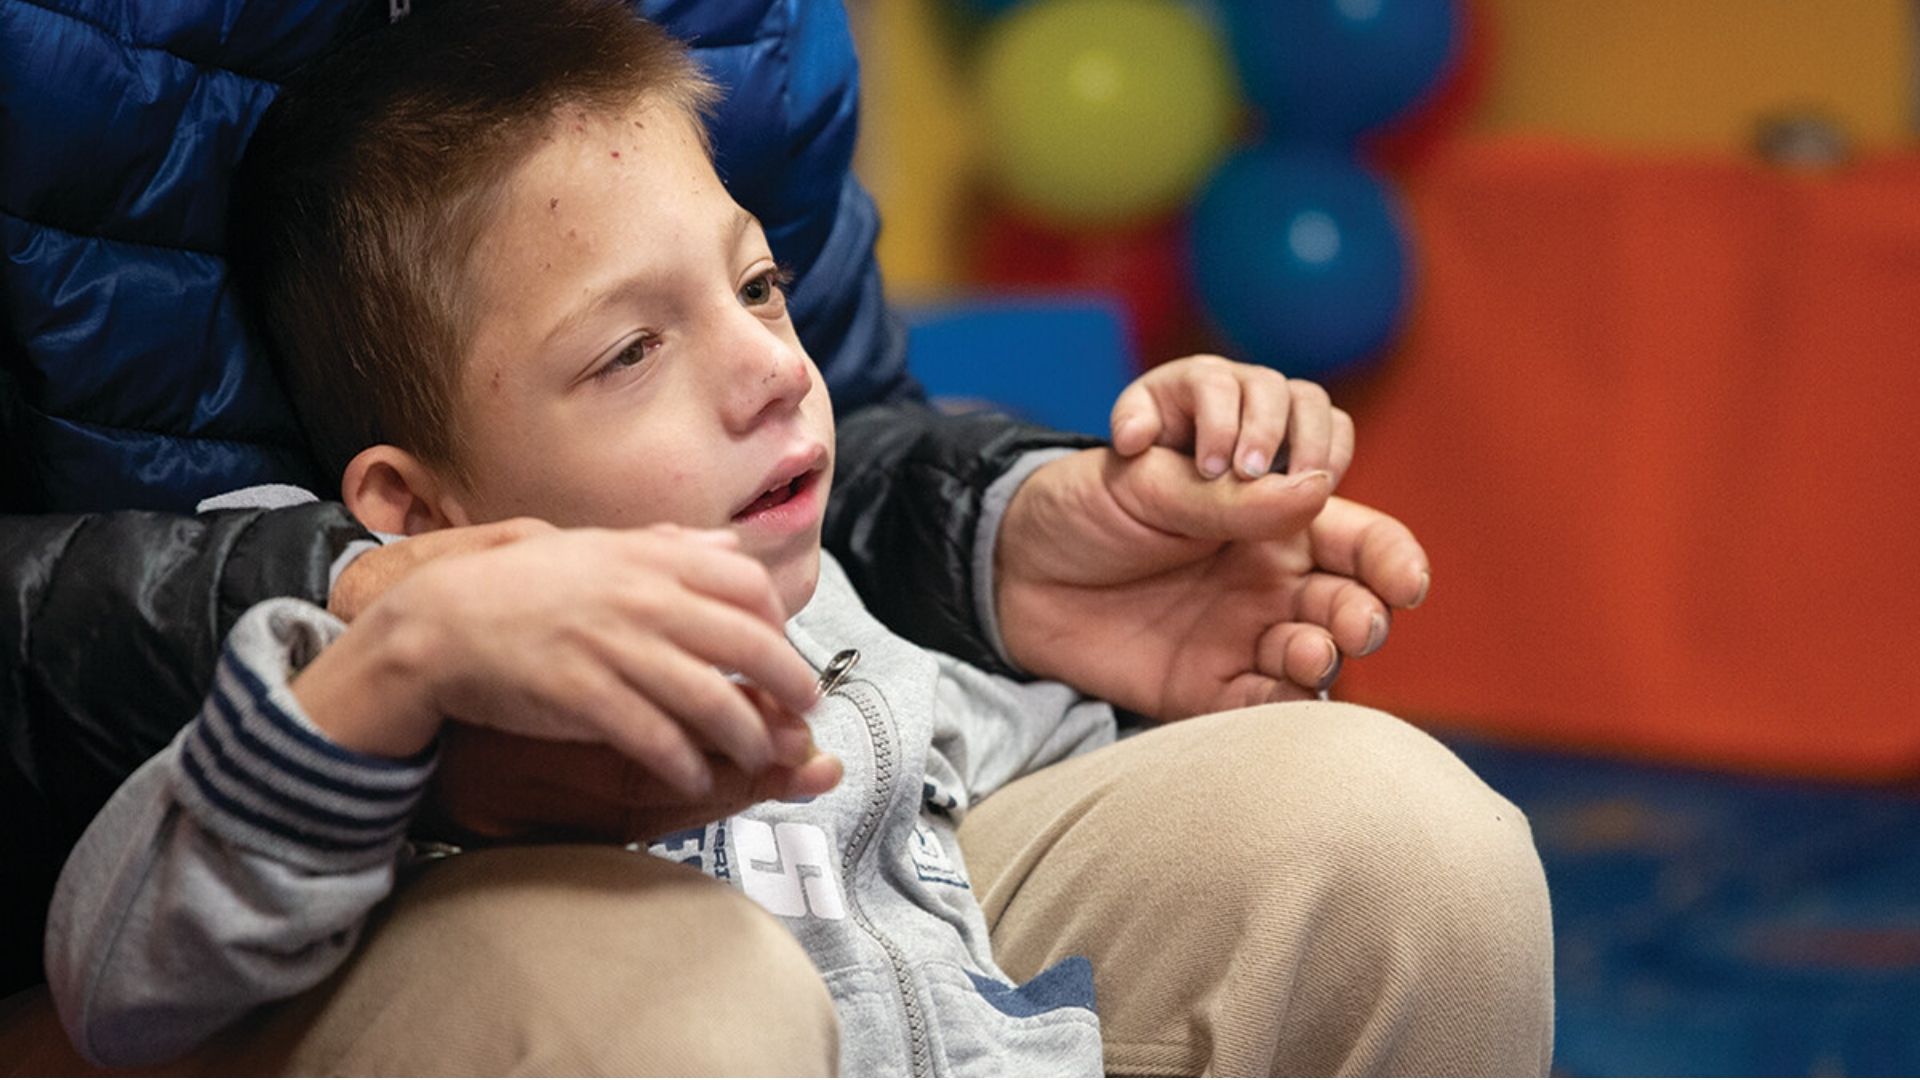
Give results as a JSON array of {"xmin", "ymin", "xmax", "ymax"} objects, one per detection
[{"xmin": 171, "ymin": 598, "xmax": 436, "ymax": 873}]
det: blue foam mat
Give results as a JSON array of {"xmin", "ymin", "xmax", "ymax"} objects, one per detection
[{"xmin": 1443, "ymin": 736, "xmax": 1920, "ymax": 1076}]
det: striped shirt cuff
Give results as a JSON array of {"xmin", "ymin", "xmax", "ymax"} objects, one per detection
[{"xmin": 174, "ymin": 599, "xmax": 436, "ymax": 873}]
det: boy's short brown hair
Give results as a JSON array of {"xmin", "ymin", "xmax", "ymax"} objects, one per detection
[{"xmin": 230, "ymin": 0, "xmax": 718, "ymax": 485}]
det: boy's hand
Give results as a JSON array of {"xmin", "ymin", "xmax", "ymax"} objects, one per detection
[
  {"xmin": 1110, "ymin": 354, "xmax": 1355, "ymax": 484},
  {"xmin": 996, "ymin": 447, "xmax": 1428, "ymax": 720},
  {"xmin": 293, "ymin": 525, "xmax": 827, "ymax": 799}
]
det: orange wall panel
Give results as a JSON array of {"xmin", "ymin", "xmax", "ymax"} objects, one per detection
[{"xmin": 1337, "ymin": 137, "xmax": 1920, "ymax": 780}]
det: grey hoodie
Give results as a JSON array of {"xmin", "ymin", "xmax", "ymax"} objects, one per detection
[{"xmin": 45, "ymin": 552, "xmax": 1116, "ymax": 1075}]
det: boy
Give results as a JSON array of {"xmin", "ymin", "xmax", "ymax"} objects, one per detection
[{"xmin": 47, "ymin": 0, "xmax": 1552, "ymax": 1074}]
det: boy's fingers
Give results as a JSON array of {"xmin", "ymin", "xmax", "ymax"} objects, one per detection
[
  {"xmin": 1180, "ymin": 366, "xmax": 1243, "ymax": 479},
  {"xmin": 679, "ymin": 526, "xmax": 742, "ymax": 548},
  {"xmin": 625, "ymin": 529, "xmax": 789, "ymax": 629},
  {"xmin": 747, "ymin": 750, "xmax": 844, "ymax": 803},
  {"xmin": 665, "ymin": 598, "xmax": 820, "ymax": 715},
  {"xmin": 742, "ymin": 682, "xmax": 817, "ymax": 767},
  {"xmin": 1109, "ymin": 382, "xmax": 1165, "ymax": 456},
  {"xmin": 609, "ymin": 646, "xmax": 778, "ymax": 776},
  {"xmin": 1284, "ymin": 379, "xmax": 1335, "ymax": 476},
  {"xmin": 1233, "ymin": 367, "xmax": 1293, "ymax": 479}
]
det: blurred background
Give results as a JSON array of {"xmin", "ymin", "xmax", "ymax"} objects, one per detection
[{"xmin": 844, "ymin": 0, "xmax": 1920, "ymax": 1073}]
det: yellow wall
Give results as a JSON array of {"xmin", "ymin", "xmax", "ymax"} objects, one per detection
[
  {"xmin": 851, "ymin": 0, "xmax": 980, "ymax": 292},
  {"xmin": 1478, "ymin": 0, "xmax": 1914, "ymax": 152}
]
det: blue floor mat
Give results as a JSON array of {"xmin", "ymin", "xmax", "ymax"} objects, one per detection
[{"xmin": 1443, "ymin": 737, "xmax": 1920, "ymax": 1076}]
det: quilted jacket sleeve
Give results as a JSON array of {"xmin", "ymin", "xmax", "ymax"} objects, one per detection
[
  {"xmin": 825, "ymin": 404, "xmax": 1102, "ymax": 673},
  {"xmin": 0, "ymin": 501, "xmax": 371, "ymax": 994}
]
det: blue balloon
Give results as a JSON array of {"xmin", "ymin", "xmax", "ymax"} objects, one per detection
[
  {"xmin": 1218, "ymin": 0, "xmax": 1456, "ymax": 143},
  {"xmin": 1190, "ymin": 146, "xmax": 1412, "ymax": 379}
]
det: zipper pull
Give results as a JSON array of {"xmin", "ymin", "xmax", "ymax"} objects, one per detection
[{"xmin": 817, "ymin": 648, "xmax": 859, "ymax": 696}]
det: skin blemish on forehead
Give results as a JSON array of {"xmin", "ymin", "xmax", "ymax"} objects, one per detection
[
  {"xmin": 489, "ymin": 367, "xmax": 503, "ymax": 393},
  {"xmin": 610, "ymin": 150, "xmax": 621, "ymax": 159},
  {"xmin": 549, "ymin": 197, "xmax": 559, "ymax": 211}
]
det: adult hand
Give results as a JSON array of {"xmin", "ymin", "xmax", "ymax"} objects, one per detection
[
  {"xmin": 328, "ymin": 516, "xmax": 556, "ymax": 622},
  {"xmin": 294, "ymin": 525, "xmax": 828, "ymax": 798},
  {"xmin": 995, "ymin": 447, "xmax": 1429, "ymax": 721},
  {"xmin": 422, "ymin": 720, "xmax": 842, "ymax": 847}
]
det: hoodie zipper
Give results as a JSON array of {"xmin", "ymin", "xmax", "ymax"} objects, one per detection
[{"xmin": 817, "ymin": 649, "xmax": 933, "ymax": 1077}]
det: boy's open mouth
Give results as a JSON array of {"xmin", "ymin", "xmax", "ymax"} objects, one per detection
[
  {"xmin": 730, "ymin": 446, "xmax": 828, "ymax": 525},
  {"xmin": 737, "ymin": 473, "xmax": 807, "ymax": 517}
]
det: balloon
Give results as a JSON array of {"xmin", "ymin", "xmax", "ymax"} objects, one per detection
[
  {"xmin": 1217, "ymin": 0, "xmax": 1456, "ymax": 144},
  {"xmin": 1362, "ymin": 0, "xmax": 1493, "ymax": 172},
  {"xmin": 948, "ymin": 0, "xmax": 1030, "ymax": 15},
  {"xmin": 976, "ymin": 0, "xmax": 1239, "ymax": 226},
  {"xmin": 971, "ymin": 206, "xmax": 1193, "ymax": 361},
  {"xmin": 1190, "ymin": 146, "xmax": 1412, "ymax": 379}
]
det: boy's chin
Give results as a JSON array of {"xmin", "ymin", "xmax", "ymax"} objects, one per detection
[{"xmin": 774, "ymin": 548, "xmax": 822, "ymax": 619}]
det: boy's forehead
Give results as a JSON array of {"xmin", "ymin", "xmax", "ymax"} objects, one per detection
[
  {"xmin": 532, "ymin": 98, "xmax": 705, "ymax": 171},
  {"xmin": 459, "ymin": 99, "xmax": 756, "ymax": 373},
  {"xmin": 486, "ymin": 102, "xmax": 714, "ymax": 246}
]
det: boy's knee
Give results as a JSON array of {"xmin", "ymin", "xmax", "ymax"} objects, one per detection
[{"xmin": 258, "ymin": 846, "xmax": 838, "ymax": 1076}]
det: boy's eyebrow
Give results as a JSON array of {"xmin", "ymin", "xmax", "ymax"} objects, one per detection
[
  {"xmin": 542, "ymin": 208, "xmax": 770, "ymax": 352},
  {"xmin": 731, "ymin": 207, "xmax": 764, "ymax": 245}
]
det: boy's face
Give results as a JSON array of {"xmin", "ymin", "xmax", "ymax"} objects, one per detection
[{"xmin": 444, "ymin": 102, "xmax": 834, "ymax": 615}]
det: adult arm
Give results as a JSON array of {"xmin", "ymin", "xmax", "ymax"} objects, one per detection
[
  {"xmin": 0, "ymin": 503, "xmax": 370, "ymax": 994},
  {"xmin": 824, "ymin": 402, "xmax": 1101, "ymax": 677}
]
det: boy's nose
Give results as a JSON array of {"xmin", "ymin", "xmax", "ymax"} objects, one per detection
[{"xmin": 720, "ymin": 322, "xmax": 814, "ymax": 433}]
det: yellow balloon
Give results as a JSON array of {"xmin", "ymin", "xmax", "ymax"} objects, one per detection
[{"xmin": 977, "ymin": 0, "xmax": 1238, "ymax": 226}]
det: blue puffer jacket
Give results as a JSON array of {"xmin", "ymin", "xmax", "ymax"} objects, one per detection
[{"xmin": 0, "ymin": 0, "xmax": 915, "ymax": 512}]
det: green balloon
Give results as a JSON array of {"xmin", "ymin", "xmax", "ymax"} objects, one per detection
[{"xmin": 977, "ymin": 0, "xmax": 1238, "ymax": 225}]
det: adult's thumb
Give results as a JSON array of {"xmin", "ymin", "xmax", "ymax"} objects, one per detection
[{"xmin": 1108, "ymin": 447, "xmax": 1332, "ymax": 542}]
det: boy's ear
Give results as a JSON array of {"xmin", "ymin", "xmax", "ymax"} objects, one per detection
[{"xmin": 341, "ymin": 445, "xmax": 470, "ymax": 536}]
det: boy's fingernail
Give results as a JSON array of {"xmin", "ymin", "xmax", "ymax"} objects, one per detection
[
  {"xmin": 1201, "ymin": 455, "xmax": 1228, "ymax": 478},
  {"xmin": 1241, "ymin": 450, "xmax": 1269, "ymax": 477},
  {"xmin": 1114, "ymin": 414, "xmax": 1144, "ymax": 444},
  {"xmin": 1364, "ymin": 612, "xmax": 1389, "ymax": 655},
  {"xmin": 1410, "ymin": 571, "xmax": 1431, "ymax": 609}
]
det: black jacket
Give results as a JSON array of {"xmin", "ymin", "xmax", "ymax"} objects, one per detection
[{"xmin": 0, "ymin": 401, "xmax": 1096, "ymax": 993}]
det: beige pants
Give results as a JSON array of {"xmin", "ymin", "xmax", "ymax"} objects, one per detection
[{"xmin": 2, "ymin": 702, "xmax": 1553, "ymax": 1076}]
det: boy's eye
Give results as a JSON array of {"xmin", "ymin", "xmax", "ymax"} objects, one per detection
[
  {"xmin": 595, "ymin": 334, "xmax": 659, "ymax": 380},
  {"xmin": 740, "ymin": 266, "xmax": 794, "ymax": 308}
]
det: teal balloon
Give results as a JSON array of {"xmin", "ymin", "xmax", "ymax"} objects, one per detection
[
  {"xmin": 1191, "ymin": 147, "xmax": 1411, "ymax": 379},
  {"xmin": 1219, "ymin": 0, "xmax": 1456, "ymax": 143}
]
